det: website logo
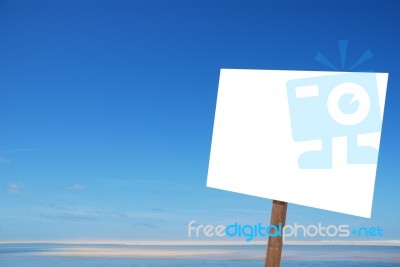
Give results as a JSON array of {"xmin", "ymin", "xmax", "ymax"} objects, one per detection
[{"xmin": 188, "ymin": 220, "xmax": 384, "ymax": 242}]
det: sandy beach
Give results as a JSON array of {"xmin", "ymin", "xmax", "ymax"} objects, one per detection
[{"xmin": 34, "ymin": 247, "xmax": 239, "ymax": 258}]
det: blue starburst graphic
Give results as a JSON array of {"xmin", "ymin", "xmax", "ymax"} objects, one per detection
[{"xmin": 315, "ymin": 40, "xmax": 373, "ymax": 71}]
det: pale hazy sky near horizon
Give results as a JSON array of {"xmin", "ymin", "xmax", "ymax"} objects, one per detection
[{"xmin": 0, "ymin": 0, "xmax": 399, "ymax": 241}]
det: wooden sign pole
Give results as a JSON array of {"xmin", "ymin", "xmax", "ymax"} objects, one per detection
[{"xmin": 265, "ymin": 200, "xmax": 288, "ymax": 267}]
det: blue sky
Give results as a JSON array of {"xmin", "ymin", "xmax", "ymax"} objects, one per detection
[{"xmin": 0, "ymin": 0, "xmax": 399, "ymax": 241}]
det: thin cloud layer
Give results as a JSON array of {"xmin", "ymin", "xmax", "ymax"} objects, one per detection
[
  {"xmin": 7, "ymin": 182, "xmax": 24, "ymax": 194},
  {"xmin": 65, "ymin": 183, "xmax": 85, "ymax": 191}
]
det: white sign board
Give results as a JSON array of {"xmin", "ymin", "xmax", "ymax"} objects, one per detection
[{"xmin": 207, "ymin": 69, "xmax": 388, "ymax": 218}]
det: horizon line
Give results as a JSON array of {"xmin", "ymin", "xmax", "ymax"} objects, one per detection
[{"xmin": 1, "ymin": 240, "xmax": 400, "ymax": 246}]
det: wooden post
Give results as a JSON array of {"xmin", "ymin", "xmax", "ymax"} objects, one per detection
[{"xmin": 265, "ymin": 200, "xmax": 288, "ymax": 267}]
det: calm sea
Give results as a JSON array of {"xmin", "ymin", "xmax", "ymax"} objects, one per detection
[{"xmin": 0, "ymin": 244, "xmax": 399, "ymax": 267}]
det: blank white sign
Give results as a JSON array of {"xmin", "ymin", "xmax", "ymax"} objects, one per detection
[{"xmin": 207, "ymin": 69, "xmax": 388, "ymax": 218}]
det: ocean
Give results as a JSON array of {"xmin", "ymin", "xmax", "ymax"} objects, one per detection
[{"xmin": 0, "ymin": 244, "xmax": 399, "ymax": 267}]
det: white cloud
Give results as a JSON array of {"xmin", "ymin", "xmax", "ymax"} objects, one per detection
[
  {"xmin": 0, "ymin": 157, "xmax": 11, "ymax": 165},
  {"xmin": 65, "ymin": 183, "xmax": 85, "ymax": 191},
  {"xmin": 7, "ymin": 182, "xmax": 23, "ymax": 194}
]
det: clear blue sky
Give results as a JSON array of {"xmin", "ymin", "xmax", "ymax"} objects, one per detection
[{"xmin": 0, "ymin": 0, "xmax": 399, "ymax": 241}]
